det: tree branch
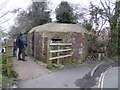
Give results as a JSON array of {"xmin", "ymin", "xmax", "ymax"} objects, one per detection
[
  {"xmin": 0, "ymin": 11, "xmax": 9, "ymax": 19},
  {"xmin": 0, "ymin": 0, "xmax": 8, "ymax": 10},
  {"xmin": 0, "ymin": 18, "xmax": 10, "ymax": 24},
  {"xmin": 105, "ymin": 0, "xmax": 111, "ymax": 17},
  {"xmin": 99, "ymin": 17, "xmax": 107, "ymax": 31},
  {"xmin": 100, "ymin": 0, "xmax": 110, "ymax": 19}
]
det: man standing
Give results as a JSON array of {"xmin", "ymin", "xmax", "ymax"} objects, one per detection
[
  {"xmin": 13, "ymin": 39, "xmax": 17, "ymax": 57},
  {"xmin": 16, "ymin": 32, "xmax": 27, "ymax": 61}
]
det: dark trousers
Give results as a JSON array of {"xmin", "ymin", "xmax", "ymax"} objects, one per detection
[
  {"xmin": 18, "ymin": 48, "xmax": 25, "ymax": 60},
  {"xmin": 13, "ymin": 49, "xmax": 17, "ymax": 57}
]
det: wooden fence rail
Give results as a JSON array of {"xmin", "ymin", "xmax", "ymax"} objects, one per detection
[
  {"xmin": 47, "ymin": 41, "xmax": 72, "ymax": 68},
  {"xmin": 1, "ymin": 39, "xmax": 13, "ymax": 77}
]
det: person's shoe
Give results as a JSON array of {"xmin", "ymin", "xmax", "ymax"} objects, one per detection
[
  {"xmin": 22, "ymin": 59, "xmax": 27, "ymax": 61},
  {"xmin": 18, "ymin": 58, "xmax": 22, "ymax": 60}
]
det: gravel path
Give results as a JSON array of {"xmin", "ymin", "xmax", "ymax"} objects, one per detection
[{"xmin": 13, "ymin": 57, "xmax": 49, "ymax": 80}]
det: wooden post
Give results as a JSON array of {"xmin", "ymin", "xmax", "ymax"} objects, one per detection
[
  {"xmin": 6, "ymin": 39, "xmax": 13, "ymax": 77},
  {"xmin": 57, "ymin": 42, "xmax": 60, "ymax": 65},
  {"xmin": 47, "ymin": 39, "xmax": 52, "ymax": 68}
]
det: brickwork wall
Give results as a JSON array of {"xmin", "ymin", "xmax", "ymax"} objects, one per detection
[
  {"xmin": 69, "ymin": 32, "xmax": 85, "ymax": 62},
  {"xmin": 27, "ymin": 32, "xmax": 90, "ymax": 63}
]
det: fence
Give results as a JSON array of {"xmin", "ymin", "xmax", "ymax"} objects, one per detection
[
  {"xmin": 1, "ymin": 39, "xmax": 13, "ymax": 77},
  {"xmin": 47, "ymin": 40, "xmax": 72, "ymax": 68}
]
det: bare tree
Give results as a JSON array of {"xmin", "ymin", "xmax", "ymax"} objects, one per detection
[
  {"xmin": 9, "ymin": 1, "xmax": 51, "ymax": 37},
  {"xmin": 87, "ymin": 0, "xmax": 120, "ymax": 57},
  {"xmin": 0, "ymin": 0, "xmax": 10, "ymax": 25}
]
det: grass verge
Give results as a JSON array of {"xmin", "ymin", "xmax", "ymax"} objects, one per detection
[
  {"xmin": 0, "ymin": 52, "xmax": 19, "ymax": 88},
  {"xmin": 63, "ymin": 62, "xmax": 81, "ymax": 65},
  {"xmin": 48, "ymin": 66, "xmax": 59, "ymax": 71}
]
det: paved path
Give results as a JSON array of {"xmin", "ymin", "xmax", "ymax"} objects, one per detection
[
  {"xmin": 14, "ymin": 57, "xmax": 110, "ymax": 88},
  {"xmin": 92, "ymin": 66, "xmax": 119, "ymax": 88},
  {"xmin": 103, "ymin": 67, "xmax": 119, "ymax": 88},
  {"xmin": 13, "ymin": 57, "xmax": 49, "ymax": 80},
  {"xmin": 19, "ymin": 65, "xmax": 92, "ymax": 88}
]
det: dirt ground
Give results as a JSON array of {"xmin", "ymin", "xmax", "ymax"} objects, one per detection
[{"xmin": 13, "ymin": 56, "xmax": 49, "ymax": 80}]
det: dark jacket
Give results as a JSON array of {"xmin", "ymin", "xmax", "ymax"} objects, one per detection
[
  {"xmin": 13, "ymin": 42, "xmax": 17, "ymax": 51},
  {"xmin": 16, "ymin": 33, "xmax": 27, "ymax": 49}
]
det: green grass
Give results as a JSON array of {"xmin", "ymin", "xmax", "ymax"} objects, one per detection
[
  {"xmin": 0, "ymin": 53, "xmax": 18, "ymax": 85},
  {"xmin": 1, "ymin": 75, "xmax": 15, "ymax": 84},
  {"xmin": 63, "ymin": 62, "xmax": 81, "ymax": 65},
  {"xmin": 112, "ymin": 56, "xmax": 118, "ymax": 60},
  {"xmin": 48, "ymin": 66, "xmax": 59, "ymax": 70},
  {"xmin": 0, "ymin": 53, "xmax": 2, "ymax": 64},
  {"xmin": 0, "ymin": 53, "xmax": 2, "ymax": 84},
  {"xmin": 48, "ymin": 62, "xmax": 82, "ymax": 70},
  {"xmin": 0, "ymin": 74, "xmax": 1, "ymax": 84}
]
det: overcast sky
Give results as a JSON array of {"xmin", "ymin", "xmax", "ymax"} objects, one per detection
[{"xmin": 0, "ymin": 0, "xmax": 116, "ymax": 32}]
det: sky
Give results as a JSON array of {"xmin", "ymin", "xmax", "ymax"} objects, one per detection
[
  {"xmin": 0, "ymin": 0, "xmax": 31, "ymax": 32},
  {"xmin": 0, "ymin": 0, "xmax": 116, "ymax": 32}
]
